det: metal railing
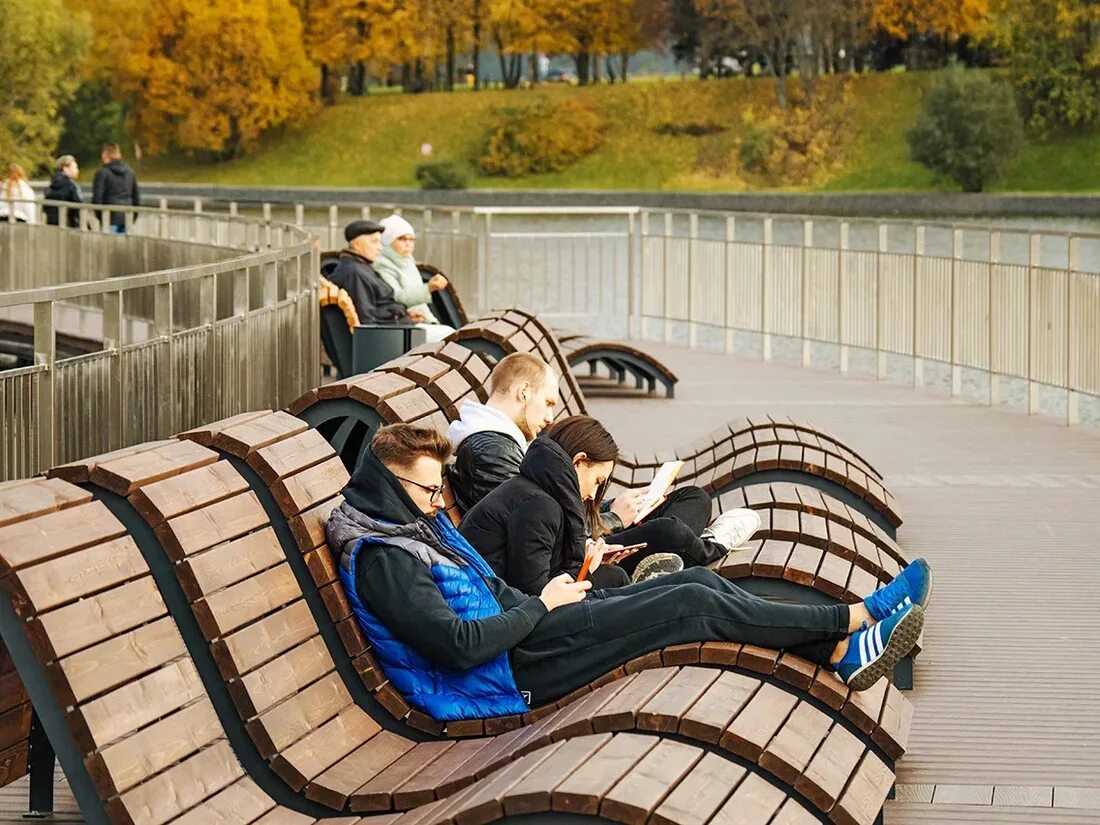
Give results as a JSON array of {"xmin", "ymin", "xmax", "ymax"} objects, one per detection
[
  {"xmin": 21, "ymin": 193, "xmax": 1098, "ymax": 432},
  {"xmin": 0, "ymin": 199, "xmax": 319, "ymax": 481}
]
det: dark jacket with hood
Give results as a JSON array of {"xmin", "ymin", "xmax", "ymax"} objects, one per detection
[
  {"xmin": 43, "ymin": 172, "xmax": 82, "ymax": 228},
  {"xmin": 92, "ymin": 159, "xmax": 140, "ymax": 227},
  {"xmin": 327, "ymin": 249, "xmax": 410, "ymax": 325},
  {"xmin": 327, "ymin": 447, "xmax": 546, "ymax": 720},
  {"xmin": 458, "ymin": 435, "xmax": 590, "ymax": 595}
]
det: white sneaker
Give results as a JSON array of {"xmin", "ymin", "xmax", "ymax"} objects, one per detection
[{"xmin": 701, "ymin": 508, "xmax": 762, "ymax": 550}]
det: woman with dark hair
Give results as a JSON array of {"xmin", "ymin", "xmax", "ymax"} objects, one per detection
[{"xmin": 459, "ymin": 415, "xmax": 682, "ymax": 595}]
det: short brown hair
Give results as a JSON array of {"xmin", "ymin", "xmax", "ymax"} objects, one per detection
[
  {"xmin": 489, "ymin": 352, "xmax": 553, "ymax": 395},
  {"xmin": 371, "ymin": 424, "xmax": 451, "ymax": 469},
  {"xmin": 102, "ymin": 142, "xmax": 122, "ymax": 159}
]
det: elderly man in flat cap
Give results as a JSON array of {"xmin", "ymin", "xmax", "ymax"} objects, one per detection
[{"xmin": 328, "ymin": 219, "xmax": 418, "ymax": 325}]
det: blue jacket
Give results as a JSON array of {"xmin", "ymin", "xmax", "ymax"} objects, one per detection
[{"xmin": 331, "ymin": 501, "xmax": 531, "ymax": 721}]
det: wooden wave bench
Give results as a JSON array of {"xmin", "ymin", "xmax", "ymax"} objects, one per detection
[
  {"xmin": 0, "ymin": 420, "xmax": 911, "ymax": 825},
  {"xmin": 445, "ymin": 309, "xmax": 902, "ymax": 537},
  {"xmin": 320, "ymin": 253, "xmax": 679, "ymax": 398},
  {"xmin": 0, "ymin": 475, "xmax": 862, "ymax": 825},
  {"xmin": 286, "ymin": 348, "xmax": 918, "ymax": 686}
]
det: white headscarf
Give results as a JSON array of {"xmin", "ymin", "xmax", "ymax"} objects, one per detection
[{"xmin": 380, "ymin": 214, "xmax": 416, "ymax": 247}]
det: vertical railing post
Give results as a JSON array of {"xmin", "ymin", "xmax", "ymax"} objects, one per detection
[
  {"xmin": 478, "ymin": 211, "xmax": 492, "ymax": 316},
  {"xmin": 193, "ymin": 197, "xmax": 203, "ymax": 244},
  {"xmin": 158, "ymin": 197, "xmax": 168, "ymax": 239},
  {"xmin": 154, "ymin": 281, "xmax": 175, "ymax": 437},
  {"xmin": 640, "ymin": 211, "xmax": 650, "ymax": 339},
  {"xmin": 688, "ymin": 212, "xmax": 699, "ymax": 348},
  {"xmin": 801, "ymin": 219, "xmax": 812, "ymax": 367},
  {"xmin": 988, "ymin": 231, "xmax": 1000, "ymax": 407},
  {"xmin": 663, "ymin": 212, "xmax": 673, "ymax": 344},
  {"xmin": 329, "ymin": 205, "xmax": 340, "ymax": 252},
  {"xmin": 102, "ymin": 289, "xmax": 125, "ymax": 450},
  {"xmin": 838, "ymin": 222, "xmax": 849, "ymax": 372},
  {"xmin": 262, "ymin": 203, "xmax": 272, "ymax": 248},
  {"xmin": 33, "ymin": 301, "xmax": 56, "ymax": 473},
  {"xmin": 295, "ymin": 203, "xmax": 305, "ymax": 228},
  {"xmin": 1028, "ymin": 233, "xmax": 1040, "ymax": 415},
  {"xmin": 199, "ymin": 273, "xmax": 217, "ymax": 425},
  {"xmin": 876, "ymin": 224, "xmax": 888, "ymax": 379},
  {"xmin": 627, "ymin": 211, "xmax": 638, "ymax": 339},
  {"xmin": 724, "ymin": 216, "xmax": 735, "ymax": 354},
  {"xmin": 762, "ymin": 217, "xmax": 773, "ymax": 361},
  {"xmin": 950, "ymin": 227, "xmax": 962, "ymax": 397},
  {"xmin": 913, "ymin": 226, "xmax": 925, "ymax": 387},
  {"xmin": 1067, "ymin": 236, "xmax": 1079, "ymax": 425}
]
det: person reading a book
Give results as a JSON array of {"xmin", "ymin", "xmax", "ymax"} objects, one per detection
[
  {"xmin": 446, "ymin": 352, "xmax": 762, "ymax": 580},
  {"xmin": 327, "ymin": 422, "xmax": 931, "ymax": 720}
]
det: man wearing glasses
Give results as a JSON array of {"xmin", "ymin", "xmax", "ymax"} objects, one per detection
[{"xmin": 327, "ymin": 423, "xmax": 930, "ymax": 723}]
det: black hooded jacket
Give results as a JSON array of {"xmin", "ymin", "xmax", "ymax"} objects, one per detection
[
  {"xmin": 327, "ymin": 249, "xmax": 410, "ymax": 325},
  {"xmin": 450, "ymin": 431, "xmax": 524, "ymax": 514},
  {"xmin": 331, "ymin": 446, "xmax": 547, "ymax": 671},
  {"xmin": 43, "ymin": 171, "xmax": 82, "ymax": 228},
  {"xmin": 458, "ymin": 436, "xmax": 589, "ymax": 595},
  {"xmin": 92, "ymin": 159, "xmax": 140, "ymax": 227}
]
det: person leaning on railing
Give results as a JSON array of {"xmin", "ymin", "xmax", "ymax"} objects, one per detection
[
  {"xmin": 327, "ymin": 422, "xmax": 932, "ymax": 721},
  {"xmin": 43, "ymin": 155, "xmax": 83, "ymax": 229},
  {"xmin": 0, "ymin": 163, "xmax": 37, "ymax": 225}
]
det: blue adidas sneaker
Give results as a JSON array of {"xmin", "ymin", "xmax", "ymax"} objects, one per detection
[
  {"xmin": 864, "ymin": 558, "xmax": 933, "ymax": 623},
  {"xmin": 834, "ymin": 603, "xmax": 924, "ymax": 691}
]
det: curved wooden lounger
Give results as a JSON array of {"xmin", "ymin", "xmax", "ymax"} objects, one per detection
[
  {"xmin": 0, "ymin": 483, "xmax": 869, "ymax": 825},
  {"xmin": 0, "ymin": 436, "xmax": 908, "ymax": 825},
  {"xmin": 447, "ymin": 309, "xmax": 902, "ymax": 535}
]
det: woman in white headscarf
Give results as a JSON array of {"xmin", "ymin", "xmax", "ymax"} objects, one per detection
[{"xmin": 375, "ymin": 214, "xmax": 451, "ymax": 325}]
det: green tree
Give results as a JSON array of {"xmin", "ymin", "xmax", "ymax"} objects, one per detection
[
  {"xmin": 0, "ymin": 0, "xmax": 90, "ymax": 172},
  {"xmin": 906, "ymin": 67, "xmax": 1024, "ymax": 192},
  {"xmin": 993, "ymin": 0, "xmax": 1100, "ymax": 134},
  {"xmin": 57, "ymin": 82, "xmax": 125, "ymax": 165}
]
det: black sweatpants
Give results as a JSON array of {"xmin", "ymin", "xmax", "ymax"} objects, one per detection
[
  {"xmin": 612, "ymin": 486, "xmax": 726, "ymax": 574},
  {"xmin": 511, "ymin": 567, "xmax": 849, "ymax": 705}
]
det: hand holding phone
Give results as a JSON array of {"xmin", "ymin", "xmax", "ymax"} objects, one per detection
[{"xmin": 605, "ymin": 542, "xmax": 648, "ymax": 565}]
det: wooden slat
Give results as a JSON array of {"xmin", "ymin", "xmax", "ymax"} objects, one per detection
[
  {"xmin": 636, "ymin": 668, "xmax": 719, "ymax": 733},
  {"xmin": 306, "ymin": 731, "xmax": 414, "ymax": 811},
  {"xmin": 12, "ymin": 535, "xmax": 147, "ymax": 612},
  {"xmin": 168, "ymin": 776, "xmax": 275, "ymax": 825},
  {"xmin": 0, "ymin": 478, "xmax": 91, "ymax": 528},
  {"xmin": 758, "ymin": 703, "xmax": 833, "ymax": 786},
  {"xmin": 0, "ymin": 706, "xmax": 30, "ymax": 752},
  {"xmin": 352, "ymin": 740, "xmax": 455, "ymax": 812},
  {"xmin": 178, "ymin": 528, "xmax": 285, "ymax": 603},
  {"xmin": 230, "ymin": 637, "xmax": 334, "ymax": 719},
  {"xmin": 708, "ymin": 769, "xmax": 787, "ymax": 825},
  {"xmin": 794, "ymin": 724, "xmax": 865, "ymax": 812},
  {"xmin": 552, "ymin": 733, "xmax": 655, "ymax": 815},
  {"xmin": 501, "ymin": 734, "xmax": 611, "ymax": 816},
  {"xmin": 156, "ymin": 492, "xmax": 268, "ymax": 560},
  {"xmin": 31, "ymin": 576, "xmax": 165, "ymax": 661},
  {"xmin": 0, "ymin": 673, "xmax": 26, "ymax": 715},
  {"xmin": 271, "ymin": 458, "xmax": 349, "ymax": 518},
  {"xmin": 719, "ymin": 683, "xmax": 798, "ymax": 761},
  {"xmin": 70, "ymin": 658, "xmax": 207, "ymax": 752},
  {"xmin": 179, "ymin": 411, "xmax": 273, "ymax": 447},
  {"xmin": 194, "ymin": 563, "xmax": 303, "ymax": 638},
  {"xmin": 591, "ymin": 668, "xmax": 677, "ymax": 732},
  {"xmin": 0, "ymin": 741, "xmax": 29, "ymax": 791},
  {"xmin": 248, "ymin": 671, "xmax": 354, "ymax": 758},
  {"xmin": 278, "ymin": 705, "xmax": 378, "ymax": 792},
  {"xmin": 57, "ymin": 616, "xmax": 185, "ymax": 705},
  {"xmin": 214, "ymin": 412, "xmax": 309, "ymax": 458},
  {"xmin": 248, "ymin": 430, "xmax": 335, "ymax": 486},
  {"xmin": 392, "ymin": 738, "xmax": 494, "ymax": 809},
  {"xmin": 0, "ymin": 501, "xmax": 125, "ymax": 573},
  {"xmin": 212, "ymin": 600, "xmax": 317, "ymax": 678},
  {"xmin": 130, "ymin": 462, "xmax": 249, "ymax": 527},
  {"xmin": 649, "ymin": 752, "xmax": 747, "ymax": 825},
  {"xmin": 677, "ymin": 670, "xmax": 759, "ymax": 745},
  {"xmin": 288, "ymin": 497, "xmax": 342, "ymax": 551},
  {"xmin": 599, "ymin": 739, "xmax": 703, "ymax": 824},
  {"xmin": 88, "ymin": 699, "xmax": 222, "ymax": 796},
  {"xmin": 47, "ymin": 439, "xmax": 176, "ymax": 483},
  {"xmin": 89, "ymin": 440, "xmax": 218, "ymax": 496},
  {"xmin": 108, "ymin": 740, "xmax": 243, "ymax": 825},
  {"xmin": 832, "ymin": 751, "xmax": 894, "ymax": 825}
]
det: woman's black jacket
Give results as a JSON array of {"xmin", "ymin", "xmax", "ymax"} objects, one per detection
[{"xmin": 458, "ymin": 435, "xmax": 588, "ymax": 595}]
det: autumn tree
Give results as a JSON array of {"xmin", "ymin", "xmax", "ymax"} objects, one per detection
[
  {"xmin": 871, "ymin": 0, "xmax": 990, "ymax": 66},
  {"xmin": 115, "ymin": 0, "xmax": 317, "ymax": 158},
  {"xmin": 0, "ymin": 0, "xmax": 90, "ymax": 171}
]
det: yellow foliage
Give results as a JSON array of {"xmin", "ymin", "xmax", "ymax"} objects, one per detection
[
  {"xmin": 117, "ymin": 0, "xmax": 317, "ymax": 157},
  {"xmin": 871, "ymin": 0, "xmax": 991, "ymax": 40}
]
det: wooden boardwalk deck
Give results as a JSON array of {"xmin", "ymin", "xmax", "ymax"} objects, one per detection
[{"xmin": 4, "ymin": 343, "xmax": 1099, "ymax": 824}]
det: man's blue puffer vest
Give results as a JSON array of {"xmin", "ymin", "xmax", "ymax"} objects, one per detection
[{"xmin": 338, "ymin": 513, "xmax": 529, "ymax": 721}]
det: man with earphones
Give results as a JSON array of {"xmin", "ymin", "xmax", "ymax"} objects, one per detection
[{"xmin": 445, "ymin": 353, "xmax": 762, "ymax": 580}]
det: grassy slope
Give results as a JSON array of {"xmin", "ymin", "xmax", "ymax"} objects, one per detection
[{"xmin": 143, "ymin": 72, "xmax": 1100, "ymax": 192}]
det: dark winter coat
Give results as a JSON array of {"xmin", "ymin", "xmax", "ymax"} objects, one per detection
[
  {"xmin": 327, "ymin": 250, "xmax": 410, "ymax": 325},
  {"xmin": 91, "ymin": 160, "xmax": 140, "ymax": 227},
  {"xmin": 450, "ymin": 430, "xmax": 524, "ymax": 514},
  {"xmin": 43, "ymin": 172, "xmax": 82, "ymax": 228},
  {"xmin": 459, "ymin": 436, "xmax": 590, "ymax": 595}
]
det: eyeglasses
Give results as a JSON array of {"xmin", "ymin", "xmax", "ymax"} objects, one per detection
[{"xmin": 395, "ymin": 475, "xmax": 445, "ymax": 501}]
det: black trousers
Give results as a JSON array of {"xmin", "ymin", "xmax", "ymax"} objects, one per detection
[
  {"xmin": 511, "ymin": 567, "xmax": 849, "ymax": 706},
  {"xmin": 612, "ymin": 486, "xmax": 726, "ymax": 574}
]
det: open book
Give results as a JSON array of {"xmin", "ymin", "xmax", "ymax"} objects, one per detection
[{"xmin": 634, "ymin": 460, "xmax": 684, "ymax": 522}]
